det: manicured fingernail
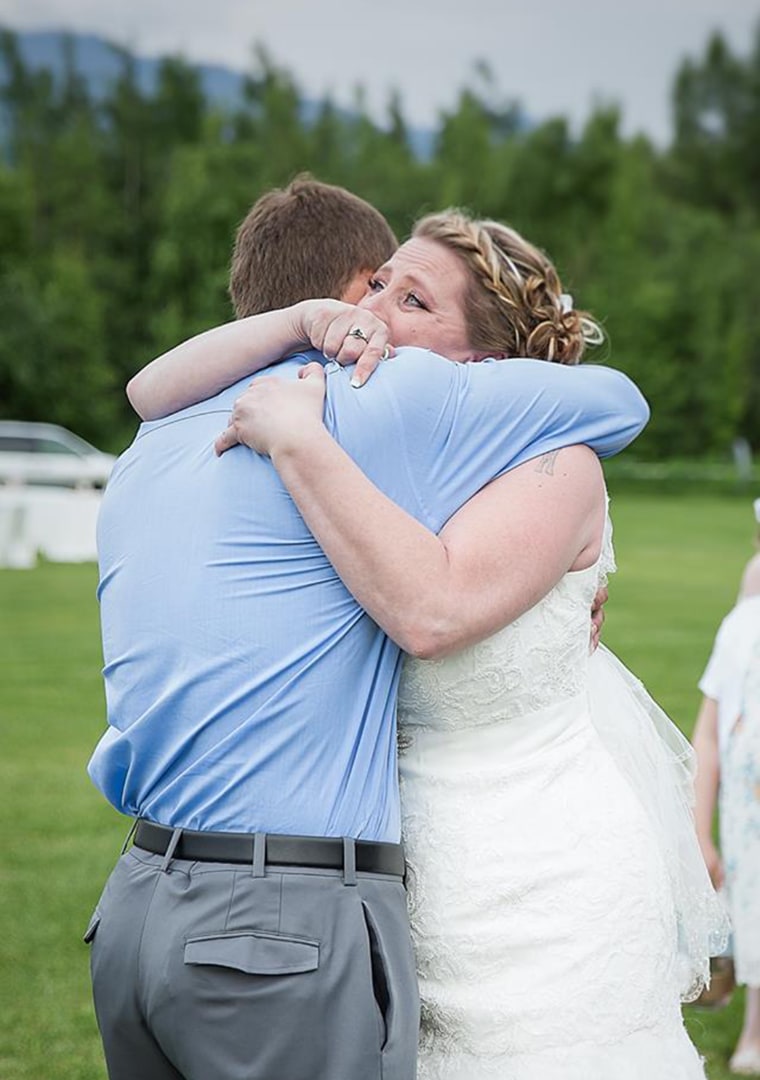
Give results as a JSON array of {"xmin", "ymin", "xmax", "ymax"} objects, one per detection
[{"xmin": 350, "ymin": 377, "xmax": 362, "ymax": 388}]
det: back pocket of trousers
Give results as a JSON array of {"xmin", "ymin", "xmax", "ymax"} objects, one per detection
[{"xmin": 184, "ymin": 930, "xmax": 319, "ymax": 975}]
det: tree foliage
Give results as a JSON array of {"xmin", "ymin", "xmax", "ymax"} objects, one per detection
[{"xmin": 0, "ymin": 27, "xmax": 758, "ymax": 457}]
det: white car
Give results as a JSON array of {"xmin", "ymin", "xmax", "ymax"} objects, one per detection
[{"xmin": 0, "ymin": 421, "xmax": 117, "ymax": 489}]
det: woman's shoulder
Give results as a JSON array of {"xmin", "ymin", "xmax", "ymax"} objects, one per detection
[
  {"xmin": 739, "ymin": 552, "xmax": 760, "ymax": 599},
  {"xmin": 715, "ymin": 593, "xmax": 760, "ymax": 648}
]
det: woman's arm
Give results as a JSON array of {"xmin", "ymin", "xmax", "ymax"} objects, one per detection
[
  {"xmin": 276, "ymin": 437, "xmax": 604, "ymax": 658},
  {"xmin": 219, "ymin": 365, "xmax": 606, "ymax": 659},
  {"xmin": 692, "ymin": 696, "xmax": 724, "ymax": 890},
  {"xmin": 127, "ymin": 300, "xmax": 392, "ymax": 421}
]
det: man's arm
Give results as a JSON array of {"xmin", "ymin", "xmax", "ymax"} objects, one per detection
[
  {"xmin": 218, "ymin": 355, "xmax": 619, "ymax": 657},
  {"xmin": 330, "ymin": 349, "xmax": 646, "ymax": 534},
  {"xmin": 429, "ymin": 356, "xmax": 648, "ymax": 521}
]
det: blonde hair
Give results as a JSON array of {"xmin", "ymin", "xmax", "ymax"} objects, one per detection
[{"xmin": 412, "ymin": 210, "xmax": 603, "ymax": 365}]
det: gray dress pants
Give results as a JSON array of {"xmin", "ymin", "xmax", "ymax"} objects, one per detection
[{"xmin": 85, "ymin": 845, "xmax": 419, "ymax": 1080}]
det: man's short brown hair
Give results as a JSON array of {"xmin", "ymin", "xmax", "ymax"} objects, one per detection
[{"xmin": 229, "ymin": 175, "xmax": 398, "ymax": 317}]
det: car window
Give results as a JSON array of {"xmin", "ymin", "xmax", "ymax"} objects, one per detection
[
  {"xmin": 0, "ymin": 436, "xmax": 35, "ymax": 452},
  {"xmin": 33, "ymin": 439, "xmax": 82, "ymax": 456}
]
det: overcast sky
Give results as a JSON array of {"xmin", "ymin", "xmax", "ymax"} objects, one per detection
[{"xmin": 3, "ymin": 0, "xmax": 758, "ymax": 142}]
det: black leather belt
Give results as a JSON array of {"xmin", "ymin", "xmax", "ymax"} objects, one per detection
[{"xmin": 133, "ymin": 820, "xmax": 405, "ymax": 877}]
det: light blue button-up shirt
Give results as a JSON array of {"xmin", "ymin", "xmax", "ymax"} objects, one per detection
[{"xmin": 91, "ymin": 348, "xmax": 648, "ymax": 841}]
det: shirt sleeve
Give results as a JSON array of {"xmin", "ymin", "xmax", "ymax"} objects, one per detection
[
  {"xmin": 698, "ymin": 600, "xmax": 760, "ymax": 702},
  {"xmin": 489, "ymin": 357, "xmax": 650, "ymax": 462},
  {"xmin": 341, "ymin": 349, "xmax": 648, "ymax": 533},
  {"xmin": 698, "ymin": 626, "xmax": 726, "ymax": 701}
]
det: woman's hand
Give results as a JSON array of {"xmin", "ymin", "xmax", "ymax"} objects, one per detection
[
  {"xmin": 126, "ymin": 297, "xmax": 394, "ymax": 423},
  {"xmin": 215, "ymin": 362, "xmax": 327, "ymax": 458},
  {"xmin": 297, "ymin": 300, "xmax": 394, "ymax": 387}
]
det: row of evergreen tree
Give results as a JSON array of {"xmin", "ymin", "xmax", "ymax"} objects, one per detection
[{"xmin": 1, "ymin": 27, "xmax": 758, "ymax": 458}]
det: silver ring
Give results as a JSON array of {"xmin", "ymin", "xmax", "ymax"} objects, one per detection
[
  {"xmin": 347, "ymin": 327, "xmax": 369, "ymax": 343},
  {"xmin": 381, "ymin": 345, "xmax": 392, "ymax": 361}
]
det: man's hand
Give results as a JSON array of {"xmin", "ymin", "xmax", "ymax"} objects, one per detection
[
  {"xmin": 590, "ymin": 583, "xmax": 608, "ymax": 652},
  {"xmin": 298, "ymin": 299, "xmax": 394, "ymax": 387},
  {"xmin": 215, "ymin": 362, "xmax": 327, "ymax": 458}
]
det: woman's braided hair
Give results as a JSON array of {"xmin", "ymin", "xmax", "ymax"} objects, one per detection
[{"xmin": 412, "ymin": 210, "xmax": 603, "ymax": 365}]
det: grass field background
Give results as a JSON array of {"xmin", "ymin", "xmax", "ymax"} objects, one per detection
[{"xmin": 0, "ymin": 490, "xmax": 757, "ymax": 1079}]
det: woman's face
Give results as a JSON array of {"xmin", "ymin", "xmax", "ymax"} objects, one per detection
[{"xmin": 358, "ymin": 237, "xmax": 486, "ymax": 362}]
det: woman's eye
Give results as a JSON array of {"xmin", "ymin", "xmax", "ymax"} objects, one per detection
[
  {"xmin": 406, "ymin": 292, "xmax": 425, "ymax": 309},
  {"xmin": 368, "ymin": 277, "xmax": 384, "ymax": 292}
]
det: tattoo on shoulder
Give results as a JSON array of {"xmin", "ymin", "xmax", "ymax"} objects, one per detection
[{"xmin": 534, "ymin": 450, "xmax": 559, "ymax": 476}]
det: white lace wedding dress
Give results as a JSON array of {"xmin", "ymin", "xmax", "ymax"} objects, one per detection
[{"xmin": 397, "ymin": 521, "xmax": 725, "ymax": 1080}]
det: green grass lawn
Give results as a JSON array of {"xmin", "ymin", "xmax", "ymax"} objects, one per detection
[
  {"xmin": 0, "ymin": 491, "xmax": 757, "ymax": 1079},
  {"xmin": 602, "ymin": 492, "xmax": 755, "ymax": 1080}
]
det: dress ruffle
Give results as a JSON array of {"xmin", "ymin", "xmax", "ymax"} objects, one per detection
[{"xmin": 588, "ymin": 644, "xmax": 730, "ymax": 1000}]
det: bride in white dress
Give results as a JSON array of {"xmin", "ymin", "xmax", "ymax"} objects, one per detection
[
  {"xmin": 398, "ymin": 524, "xmax": 714, "ymax": 1079},
  {"xmin": 131, "ymin": 208, "xmax": 727, "ymax": 1078}
]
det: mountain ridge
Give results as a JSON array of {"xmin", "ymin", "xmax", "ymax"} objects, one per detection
[{"xmin": 4, "ymin": 28, "xmax": 436, "ymax": 157}]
